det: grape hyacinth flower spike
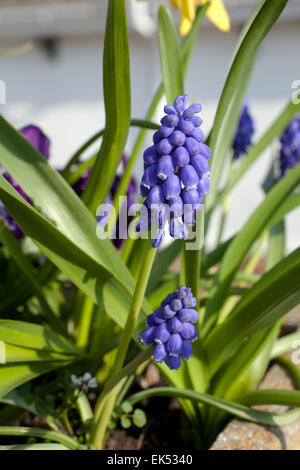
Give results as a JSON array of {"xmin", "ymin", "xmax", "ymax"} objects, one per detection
[
  {"xmin": 139, "ymin": 286, "xmax": 199, "ymax": 370},
  {"xmin": 279, "ymin": 114, "xmax": 300, "ymax": 178},
  {"xmin": 138, "ymin": 95, "xmax": 211, "ymax": 248},
  {"xmin": 232, "ymin": 101, "xmax": 255, "ymax": 159}
]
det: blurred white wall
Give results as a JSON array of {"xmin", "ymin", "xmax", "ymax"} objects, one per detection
[{"xmin": 0, "ymin": 0, "xmax": 299, "ymax": 251}]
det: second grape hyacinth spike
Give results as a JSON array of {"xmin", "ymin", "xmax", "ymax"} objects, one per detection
[
  {"xmin": 139, "ymin": 286, "xmax": 199, "ymax": 371},
  {"xmin": 137, "ymin": 94, "xmax": 211, "ymax": 248}
]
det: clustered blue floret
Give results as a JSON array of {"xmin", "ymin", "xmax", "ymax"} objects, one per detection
[
  {"xmin": 137, "ymin": 95, "xmax": 211, "ymax": 248},
  {"xmin": 279, "ymin": 115, "xmax": 300, "ymax": 177},
  {"xmin": 232, "ymin": 102, "xmax": 255, "ymax": 158},
  {"xmin": 139, "ymin": 286, "xmax": 199, "ymax": 370}
]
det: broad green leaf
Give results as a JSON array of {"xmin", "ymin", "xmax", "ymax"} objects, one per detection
[
  {"xmin": 0, "ymin": 116, "xmax": 129, "ymax": 288},
  {"xmin": 0, "ymin": 320, "xmax": 80, "ymax": 355},
  {"xmin": 204, "ymin": 248, "xmax": 300, "ymax": 374},
  {"xmin": 0, "ymin": 362, "xmax": 70, "ymax": 399},
  {"xmin": 208, "ymin": 0, "xmax": 288, "ymax": 202},
  {"xmin": 82, "ymin": 0, "xmax": 131, "ymax": 212},
  {"xmin": 0, "ymin": 386, "xmax": 58, "ymax": 430},
  {"xmin": 203, "ymin": 162, "xmax": 300, "ymax": 333},
  {"xmin": 0, "ymin": 221, "xmax": 63, "ymax": 331},
  {"xmin": 0, "ymin": 176, "xmax": 151, "ymax": 331},
  {"xmin": 158, "ymin": 5, "xmax": 183, "ymax": 103}
]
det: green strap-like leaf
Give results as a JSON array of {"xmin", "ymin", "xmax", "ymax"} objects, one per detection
[
  {"xmin": 82, "ymin": 0, "xmax": 131, "ymax": 212},
  {"xmin": 158, "ymin": 5, "xmax": 183, "ymax": 103},
  {"xmin": 204, "ymin": 248, "xmax": 300, "ymax": 374},
  {"xmin": 127, "ymin": 386, "xmax": 300, "ymax": 427},
  {"xmin": 208, "ymin": 0, "xmax": 288, "ymax": 202},
  {"xmin": 0, "ymin": 177, "xmax": 151, "ymax": 331},
  {"xmin": 203, "ymin": 163, "xmax": 300, "ymax": 333}
]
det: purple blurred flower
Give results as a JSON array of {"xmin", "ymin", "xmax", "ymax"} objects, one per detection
[
  {"xmin": 232, "ymin": 101, "xmax": 255, "ymax": 158},
  {"xmin": 279, "ymin": 115, "xmax": 300, "ymax": 178}
]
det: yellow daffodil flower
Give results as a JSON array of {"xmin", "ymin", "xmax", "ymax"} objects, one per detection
[{"xmin": 169, "ymin": 0, "xmax": 230, "ymax": 35}]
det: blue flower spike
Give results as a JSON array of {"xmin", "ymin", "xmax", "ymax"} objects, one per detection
[
  {"xmin": 279, "ymin": 115, "xmax": 300, "ymax": 177},
  {"xmin": 139, "ymin": 286, "xmax": 199, "ymax": 370},
  {"xmin": 138, "ymin": 95, "xmax": 211, "ymax": 248},
  {"xmin": 232, "ymin": 101, "xmax": 255, "ymax": 158}
]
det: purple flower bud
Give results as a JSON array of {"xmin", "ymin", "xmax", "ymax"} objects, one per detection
[
  {"xmin": 163, "ymin": 175, "xmax": 181, "ymax": 200},
  {"xmin": 144, "ymin": 145, "xmax": 160, "ymax": 165},
  {"xmin": 146, "ymin": 185, "xmax": 165, "ymax": 207},
  {"xmin": 161, "ymin": 293, "xmax": 175, "ymax": 308},
  {"xmin": 161, "ymin": 114, "xmax": 179, "ymax": 128},
  {"xmin": 171, "ymin": 298, "xmax": 183, "ymax": 312},
  {"xmin": 157, "ymin": 138, "xmax": 173, "ymax": 156},
  {"xmin": 180, "ymin": 165, "xmax": 199, "ymax": 189},
  {"xmin": 162, "ymin": 303, "xmax": 177, "ymax": 319},
  {"xmin": 155, "ymin": 323, "xmax": 170, "ymax": 343},
  {"xmin": 158, "ymin": 126, "xmax": 175, "ymax": 138},
  {"xmin": 153, "ymin": 343, "xmax": 167, "ymax": 363},
  {"xmin": 180, "ymin": 341, "xmax": 193, "ymax": 360},
  {"xmin": 146, "ymin": 313, "xmax": 156, "ymax": 327},
  {"xmin": 179, "ymin": 119, "xmax": 195, "ymax": 135},
  {"xmin": 170, "ymin": 218, "xmax": 188, "ymax": 239},
  {"xmin": 198, "ymin": 143, "xmax": 211, "ymax": 160},
  {"xmin": 172, "ymin": 146, "xmax": 190, "ymax": 167},
  {"xmin": 174, "ymin": 95, "xmax": 187, "ymax": 113},
  {"xmin": 180, "ymin": 323, "xmax": 198, "ymax": 341},
  {"xmin": 152, "ymin": 229, "xmax": 165, "ymax": 248},
  {"xmin": 182, "ymin": 296, "xmax": 197, "ymax": 308},
  {"xmin": 167, "ymin": 333, "xmax": 182, "ymax": 355},
  {"xmin": 185, "ymin": 137, "xmax": 202, "ymax": 156},
  {"xmin": 164, "ymin": 104, "xmax": 176, "ymax": 115},
  {"xmin": 153, "ymin": 309, "xmax": 166, "ymax": 325},
  {"xmin": 165, "ymin": 355, "xmax": 181, "ymax": 370},
  {"xmin": 157, "ymin": 155, "xmax": 175, "ymax": 180},
  {"xmin": 178, "ymin": 308, "xmax": 199, "ymax": 324},
  {"xmin": 182, "ymin": 188, "xmax": 201, "ymax": 209},
  {"xmin": 153, "ymin": 131, "xmax": 162, "ymax": 144},
  {"xmin": 183, "ymin": 103, "xmax": 202, "ymax": 119},
  {"xmin": 20, "ymin": 125, "xmax": 50, "ymax": 160},
  {"xmin": 190, "ymin": 115, "xmax": 203, "ymax": 127},
  {"xmin": 167, "ymin": 317, "xmax": 183, "ymax": 334},
  {"xmin": 140, "ymin": 183, "xmax": 150, "ymax": 197},
  {"xmin": 168, "ymin": 197, "xmax": 183, "ymax": 219},
  {"xmin": 142, "ymin": 163, "xmax": 159, "ymax": 188},
  {"xmin": 190, "ymin": 127, "xmax": 204, "ymax": 143},
  {"xmin": 154, "ymin": 204, "xmax": 168, "ymax": 228},
  {"xmin": 140, "ymin": 326, "xmax": 156, "ymax": 345},
  {"xmin": 191, "ymin": 155, "xmax": 210, "ymax": 177},
  {"xmin": 169, "ymin": 130, "xmax": 186, "ymax": 147}
]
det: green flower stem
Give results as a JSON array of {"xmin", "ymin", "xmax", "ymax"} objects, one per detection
[
  {"xmin": 182, "ymin": 207, "xmax": 205, "ymax": 306},
  {"xmin": 91, "ymin": 240, "xmax": 156, "ymax": 449},
  {"xmin": 75, "ymin": 294, "xmax": 95, "ymax": 349},
  {"xmin": 0, "ymin": 426, "xmax": 79, "ymax": 450},
  {"xmin": 76, "ymin": 393, "xmax": 94, "ymax": 424}
]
